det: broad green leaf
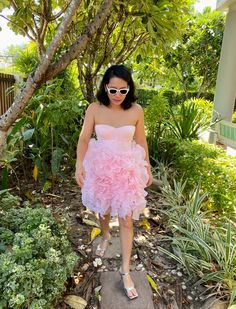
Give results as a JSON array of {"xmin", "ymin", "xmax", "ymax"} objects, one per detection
[{"xmin": 22, "ymin": 128, "xmax": 35, "ymax": 141}]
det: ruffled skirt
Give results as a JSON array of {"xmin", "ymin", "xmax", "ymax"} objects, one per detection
[{"xmin": 81, "ymin": 138, "xmax": 149, "ymax": 220}]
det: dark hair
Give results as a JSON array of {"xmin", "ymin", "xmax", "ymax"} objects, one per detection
[{"xmin": 96, "ymin": 65, "xmax": 138, "ymax": 110}]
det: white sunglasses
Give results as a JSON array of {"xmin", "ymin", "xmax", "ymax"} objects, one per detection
[{"xmin": 106, "ymin": 85, "xmax": 130, "ymax": 95}]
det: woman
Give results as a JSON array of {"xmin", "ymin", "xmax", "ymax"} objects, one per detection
[{"xmin": 75, "ymin": 64, "xmax": 153, "ymax": 300}]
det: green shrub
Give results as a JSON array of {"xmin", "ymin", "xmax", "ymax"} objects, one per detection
[
  {"xmin": 6, "ymin": 45, "xmax": 85, "ymax": 188},
  {"xmin": 156, "ymin": 139, "xmax": 236, "ymax": 213},
  {"xmin": 0, "ymin": 193, "xmax": 78, "ymax": 309},
  {"xmin": 137, "ymin": 88, "xmax": 214, "ymax": 107},
  {"xmin": 144, "ymin": 92, "xmax": 169, "ymax": 164}
]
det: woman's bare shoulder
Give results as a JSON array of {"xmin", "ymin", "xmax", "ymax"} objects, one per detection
[
  {"xmin": 86, "ymin": 102, "xmax": 100, "ymax": 113},
  {"xmin": 132, "ymin": 102, "xmax": 144, "ymax": 114}
]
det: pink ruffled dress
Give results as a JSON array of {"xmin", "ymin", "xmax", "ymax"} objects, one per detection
[{"xmin": 81, "ymin": 124, "xmax": 149, "ymax": 220}]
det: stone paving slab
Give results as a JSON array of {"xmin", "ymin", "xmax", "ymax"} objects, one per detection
[
  {"xmin": 100, "ymin": 271, "xmax": 155, "ymax": 309},
  {"xmin": 93, "ymin": 236, "xmax": 121, "ymax": 258}
]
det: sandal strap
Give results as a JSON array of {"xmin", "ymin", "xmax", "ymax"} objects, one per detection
[
  {"xmin": 96, "ymin": 244, "xmax": 105, "ymax": 253},
  {"xmin": 119, "ymin": 267, "xmax": 130, "ymax": 276},
  {"xmin": 125, "ymin": 286, "xmax": 135, "ymax": 292},
  {"xmin": 120, "ymin": 271, "xmax": 130, "ymax": 276}
]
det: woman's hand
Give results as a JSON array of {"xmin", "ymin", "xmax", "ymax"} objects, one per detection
[
  {"xmin": 146, "ymin": 167, "xmax": 153, "ymax": 187},
  {"xmin": 75, "ymin": 163, "xmax": 86, "ymax": 188}
]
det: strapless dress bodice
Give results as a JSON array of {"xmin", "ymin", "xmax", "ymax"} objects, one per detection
[{"xmin": 95, "ymin": 124, "xmax": 135, "ymax": 142}]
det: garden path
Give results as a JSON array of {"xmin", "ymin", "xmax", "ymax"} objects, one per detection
[{"xmin": 49, "ymin": 180, "xmax": 228, "ymax": 309}]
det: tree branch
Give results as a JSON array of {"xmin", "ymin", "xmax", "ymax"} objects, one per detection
[
  {"xmin": 122, "ymin": 33, "xmax": 148, "ymax": 63},
  {"xmin": 50, "ymin": 2, "xmax": 71, "ymax": 21},
  {"xmin": 77, "ymin": 60, "xmax": 87, "ymax": 99},
  {"xmin": 34, "ymin": 0, "xmax": 83, "ymax": 80},
  {"xmin": 0, "ymin": 0, "xmax": 83, "ymax": 132},
  {"xmin": 44, "ymin": 0, "xmax": 114, "ymax": 81}
]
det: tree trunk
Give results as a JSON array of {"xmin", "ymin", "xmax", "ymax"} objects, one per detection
[
  {"xmin": 85, "ymin": 73, "xmax": 95, "ymax": 103},
  {"xmin": 0, "ymin": 130, "xmax": 8, "ymax": 157}
]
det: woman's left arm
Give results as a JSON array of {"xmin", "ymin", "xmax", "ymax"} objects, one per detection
[{"xmin": 134, "ymin": 104, "xmax": 153, "ymax": 186}]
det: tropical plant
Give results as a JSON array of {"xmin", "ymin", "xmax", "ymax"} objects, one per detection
[
  {"xmin": 5, "ymin": 82, "xmax": 85, "ymax": 186},
  {"xmin": 166, "ymin": 102, "xmax": 210, "ymax": 140},
  {"xmin": 184, "ymin": 97, "xmax": 213, "ymax": 122},
  {"xmin": 0, "ymin": 149, "xmax": 19, "ymax": 190},
  {"xmin": 7, "ymin": 43, "xmax": 39, "ymax": 75},
  {"xmin": 160, "ymin": 177, "xmax": 208, "ymax": 231},
  {"xmin": 157, "ymin": 172, "xmax": 236, "ymax": 305},
  {"xmin": 159, "ymin": 220, "xmax": 236, "ymax": 305}
]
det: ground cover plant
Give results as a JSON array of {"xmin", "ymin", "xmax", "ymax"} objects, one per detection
[{"xmin": 0, "ymin": 191, "xmax": 77, "ymax": 309}]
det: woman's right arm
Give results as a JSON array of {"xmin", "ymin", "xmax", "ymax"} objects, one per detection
[{"xmin": 75, "ymin": 103, "xmax": 96, "ymax": 187}]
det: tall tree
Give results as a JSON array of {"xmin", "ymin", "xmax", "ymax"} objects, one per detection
[
  {"xmin": 0, "ymin": 0, "xmax": 191, "ymax": 151},
  {"xmin": 70, "ymin": 0, "xmax": 191, "ymax": 102},
  {"xmin": 163, "ymin": 8, "xmax": 225, "ymax": 97},
  {"xmin": 131, "ymin": 8, "xmax": 225, "ymax": 96}
]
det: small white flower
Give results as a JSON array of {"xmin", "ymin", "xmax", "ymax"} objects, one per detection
[
  {"xmin": 78, "ymin": 244, "xmax": 86, "ymax": 250},
  {"xmin": 93, "ymin": 260, "xmax": 97, "ymax": 267},
  {"xmin": 93, "ymin": 258, "xmax": 102, "ymax": 267},
  {"xmin": 136, "ymin": 263, "xmax": 143, "ymax": 271},
  {"xmin": 133, "ymin": 254, "xmax": 138, "ymax": 260}
]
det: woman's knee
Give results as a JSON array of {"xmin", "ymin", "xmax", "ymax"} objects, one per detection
[
  {"xmin": 119, "ymin": 215, "xmax": 133, "ymax": 230},
  {"xmin": 99, "ymin": 212, "xmax": 110, "ymax": 220}
]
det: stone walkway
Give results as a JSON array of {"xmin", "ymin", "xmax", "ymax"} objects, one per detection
[{"xmin": 93, "ymin": 236, "xmax": 155, "ymax": 309}]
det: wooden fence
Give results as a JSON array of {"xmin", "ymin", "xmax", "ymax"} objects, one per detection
[{"xmin": 0, "ymin": 73, "xmax": 15, "ymax": 116}]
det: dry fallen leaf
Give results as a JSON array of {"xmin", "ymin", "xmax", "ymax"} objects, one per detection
[
  {"xmin": 33, "ymin": 165, "xmax": 38, "ymax": 181},
  {"xmin": 146, "ymin": 273, "xmax": 158, "ymax": 292},
  {"xmin": 139, "ymin": 218, "xmax": 150, "ymax": 230},
  {"xmin": 91, "ymin": 227, "xmax": 101, "ymax": 241},
  {"xmin": 64, "ymin": 295, "xmax": 87, "ymax": 309},
  {"xmin": 82, "ymin": 218, "xmax": 99, "ymax": 227}
]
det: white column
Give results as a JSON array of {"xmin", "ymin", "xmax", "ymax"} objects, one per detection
[{"xmin": 209, "ymin": 3, "xmax": 236, "ymax": 144}]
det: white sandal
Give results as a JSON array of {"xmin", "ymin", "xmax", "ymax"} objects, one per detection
[
  {"xmin": 119, "ymin": 267, "xmax": 138, "ymax": 300},
  {"xmin": 95, "ymin": 236, "xmax": 111, "ymax": 257}
]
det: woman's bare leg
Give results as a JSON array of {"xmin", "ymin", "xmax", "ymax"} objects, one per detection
[
  {"xmin": 118, "ymin": 215, "xmax": 138, "ymax": 297},
  {"xmin": 96, "ymin": 213, "xmax": 111, "ymax": 256}
]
